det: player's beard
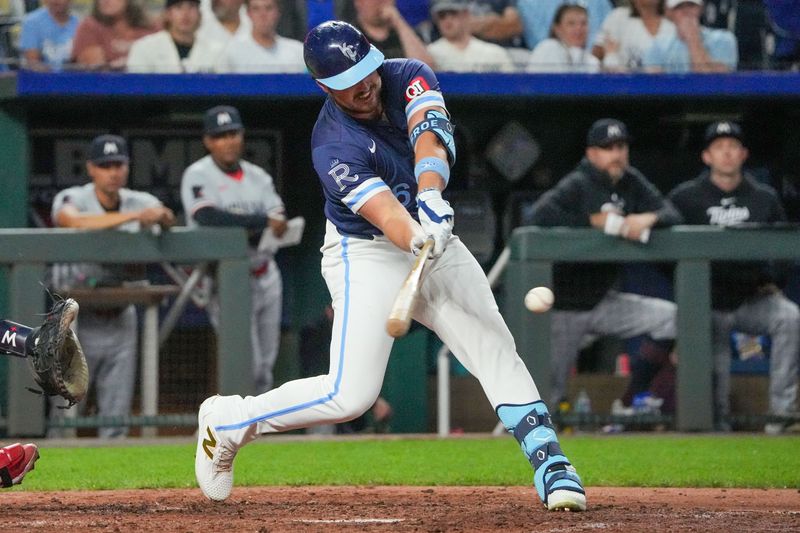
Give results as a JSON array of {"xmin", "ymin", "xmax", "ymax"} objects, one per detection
[{"xmin": 335, "ymin": 76, "xmax": 383, "ymax": 121}]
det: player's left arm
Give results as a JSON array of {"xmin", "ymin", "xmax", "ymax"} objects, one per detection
[{"xmin": 404, "ymin": 64, "xmax": 456, "ymax": 257}]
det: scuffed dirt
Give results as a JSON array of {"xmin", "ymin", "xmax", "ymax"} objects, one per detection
[{"xmin": 1, "ymin": 486, "xmax": 799, "ymax": 532}]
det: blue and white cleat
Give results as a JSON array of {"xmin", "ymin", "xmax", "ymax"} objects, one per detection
[{"xmin": 497, "ymin": 401, "xmax": 586, "ymax": 511}]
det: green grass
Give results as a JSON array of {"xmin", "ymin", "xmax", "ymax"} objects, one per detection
[{"xmin": 16, "ymin": 434, "xmax": 800, "ymax": 492}]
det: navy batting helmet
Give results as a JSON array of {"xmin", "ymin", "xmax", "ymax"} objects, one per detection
[{"xmin": 304, "ymin": 20, "xmax": 385, "ymax": 91}]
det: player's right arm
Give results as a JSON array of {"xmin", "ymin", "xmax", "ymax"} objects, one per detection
[{"xmin": 359, "ymin": 191, "xmax": 425, "ymax": 252}]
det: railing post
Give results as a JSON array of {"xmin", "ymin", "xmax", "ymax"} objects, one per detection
[
  {"xmin": 216, "ymin": 257, "xmax": 254, "ymax": 396},
  {"xmin": 675, "ymin": 259, "xmax": 713, "ymax": 431},
  {"xmin": 7, "ymin": 263, "xmax": 46, "ymax": 436},
  {"xmin": 505, "ymin": 256, "xmax": 553, "ymax": 405}
]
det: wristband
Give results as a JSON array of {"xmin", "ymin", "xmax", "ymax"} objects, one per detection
[
  {"xmin": 603, "ymin": 212, "xmax": 625, "ymax": 236},
  {"xmin": 414, "ymin": 157, "xmax": 450, "ymax": 186}
]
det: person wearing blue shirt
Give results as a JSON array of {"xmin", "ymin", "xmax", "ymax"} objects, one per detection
[
  {"xmin": 517, "ymin": 0, "xmax": 612, "ymax": 51},
  {"xmin": 194, "ymin": 20, "xmax": 587, "ymax": 513},
  {"xmin": 642, "ymin": 0, "xmax": 737, "ymax": 73},
  {"xmin": 19, "ymin": 0, "xmax": 79, "ymax": 71}
]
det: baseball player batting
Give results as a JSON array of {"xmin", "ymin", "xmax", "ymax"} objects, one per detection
[{"xmin": 195, "ymin": 20, "xmax": 586, "ymax": 512}]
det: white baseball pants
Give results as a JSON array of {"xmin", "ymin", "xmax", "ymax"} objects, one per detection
[{"xmin": 214, "ymin": 222, "xmax": 540, "ymax": 442}]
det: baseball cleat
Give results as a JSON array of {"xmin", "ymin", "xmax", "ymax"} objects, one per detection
[
  {"xmin": 546, "ymin": 484, "xmax": 587, "ymax": 512},
  {"xmin": 0, "ymin": 443, "xmax": 39, "ymax": 488},
  {"xmin": 195, "ymin": 395, "xmax": 238, "ymax": 501}
]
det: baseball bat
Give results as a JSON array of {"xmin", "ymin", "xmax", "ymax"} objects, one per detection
[{"xmin": 386, "ymin": 239, "xmax": 434, "ymax": 338}]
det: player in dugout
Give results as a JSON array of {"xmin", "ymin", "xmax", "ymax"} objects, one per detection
[{"xmin": 194, "ymin": 20, "xmax": 586, "ymax": 512}]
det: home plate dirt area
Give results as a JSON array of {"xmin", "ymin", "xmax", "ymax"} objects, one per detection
[{"xmin": 2, "ymin": 486, "xmax": 798, "ymax": 532}]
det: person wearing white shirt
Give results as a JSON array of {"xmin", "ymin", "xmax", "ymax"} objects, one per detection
[
  {"xmin": 127, "ymin": 0, "xmax": 224, "ymax": 72},
  {"xmin": 596, "ymin": 0, "xmax": 676, "ymax": 71},
  {"xmin": 527, "ymin": 4, "xmax": 600, "ymax": 73},
  {"xmin": 197, "ymin": 0, "xmax": 251, "ymax": 49},
  {"xmin": 427, "ymin": 0, "xmax": 515, "ymax": 73},
  {"xmin": 215, "ymin": 0, "xmax": 304, "ymax": 73}
]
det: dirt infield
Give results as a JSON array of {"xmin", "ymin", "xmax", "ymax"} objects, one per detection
[{"xmin": 2, "ymin": 486, "xmax": 799, "ymax": 532}]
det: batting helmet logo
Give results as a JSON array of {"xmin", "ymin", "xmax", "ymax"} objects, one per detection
[{"xmin": 334, "ymin": 43, "xmax": 358, "ymax": 62}]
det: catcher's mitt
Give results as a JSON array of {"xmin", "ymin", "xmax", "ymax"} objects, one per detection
[{"xmin": 26, "ymin": 298, "xmax": 89, "ymax": 408}]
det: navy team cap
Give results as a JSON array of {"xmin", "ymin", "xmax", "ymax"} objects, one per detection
[
  {"xmin": 88, "ymin": 134, "xmax": 129, "ymax": 164},
  {"xmin": 587, "ymin": 118, "xmax": 630, "ymax": 148},
  {"xmin": 704, "ymin": 121, "xmax": 744, "ymax": 147},
  {"xmin": 204, "ymin": 105, "xmax": 244, "ymax": 136}
]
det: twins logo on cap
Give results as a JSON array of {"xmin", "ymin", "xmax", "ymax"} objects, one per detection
[{"xmin": 103, "ymin": 142, "xmax": 119, "ymax": 155}]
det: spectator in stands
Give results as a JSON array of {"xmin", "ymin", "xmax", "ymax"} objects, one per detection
[
  {"xmin": 666, "ymin": 121, "xmax": 800, "ymax": 433},
  {"xmin": 0, "ymin": 0, "xmax": 26, "ymax": 71},
  {"xmin": 50, "ymin": 134, "xmax": 176, "ymax": 438},
  {"xmin": 197, "ymin": 0, "xmax": 251, "ymax": 49},
  {"xmin": 348, "ymin": 0, "xmax": 435, "ymax": 67},
  {"xmin": 527, "ymin": 118, "xmax": 681, "ymax": 408},
  {"xmin": 763, "ymin": 0, "xmax": 800, "ymax": 70},
  {"xmin": 642, "ymin": 0, "xmax": 737, "ymax": 72},
  {"xmin": 469, "ymin": 0, "xmax": 524, "ymax": 49},
  {"xmin": 215, "ymin": 0, "xmax": 304, "ymax": 73},
  {"xmin": 595, "ymin": 0, "xmax": 675, "ymax": 71},
  {"xmin": 127, "ymin": 0, "xmax": 224, "ymax": 72},
  {"xmin": 702, "ymin": 0, "xmax": 769, "ymax": 70},
  {"xmin": 517, "ymin": 0, "xmax": 612, "ymax": 51},
  {"xmin": 527, "ymin": 3, "xmax": 600, "ymax": 73},
  {"xmin": 19, "ymin": 0, "xmax": 79, "ymax": 71},
  {"xmin": 71, "ymin": 0, "xmax": 157, "ymax": 70},
  {"xmin": 427, "ymin": 0, "xmax": 514, "ymax": 72}
]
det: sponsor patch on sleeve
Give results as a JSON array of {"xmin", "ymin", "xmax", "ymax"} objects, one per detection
[{"xmin": 405, "ymin": 76, "xmax": 431, "ymax": 102}]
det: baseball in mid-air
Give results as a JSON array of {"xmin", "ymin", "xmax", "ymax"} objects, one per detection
[{"xmin": 524, "ymin": 286, "xmax": 554, "ymax": 313}]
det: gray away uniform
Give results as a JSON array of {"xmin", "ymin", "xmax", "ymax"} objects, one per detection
[
  {"xmin": 51, "ymin": 183, "xmax": 162, "ymax": 438},
  {"xmin": 181, "ymin": 155, "xmax": 286, "ymax": 393}
]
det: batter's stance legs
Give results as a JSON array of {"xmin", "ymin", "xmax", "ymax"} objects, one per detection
[{"xmin": 497, "ymin": 401, "xmax": 586, "ymax": 511}]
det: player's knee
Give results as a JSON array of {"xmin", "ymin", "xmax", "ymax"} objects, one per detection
[{"xmin": 331, "ymin": 391, "xmax": 378, "ymax": 421}]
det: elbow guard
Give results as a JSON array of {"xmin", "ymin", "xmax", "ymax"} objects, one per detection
[{"xmin": 409, "ymin": 109, "xmax": 456, "ymax": 166}]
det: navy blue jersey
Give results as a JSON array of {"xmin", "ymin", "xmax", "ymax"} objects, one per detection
[{"xmin": 311, "ymin": 58, "xmax": 443, "ymax": 238}]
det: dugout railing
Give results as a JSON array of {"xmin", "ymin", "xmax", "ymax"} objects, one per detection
[
  {"xmin": 502, "ymin": 225, "xmax": 800, "ymax": 432},
  {"xmin": 0, "ymin": 227, "xmax": 250, "ymax": 436}
]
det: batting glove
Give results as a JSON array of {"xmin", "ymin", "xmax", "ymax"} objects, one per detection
[{"xmin": 416, "ymin": 188, "xmax": 454, "ymax": 258}]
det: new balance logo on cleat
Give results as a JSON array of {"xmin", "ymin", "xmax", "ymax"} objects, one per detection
[{"xmin": 202, "ymin": 427, "xmax": 216, "ymax": 460}]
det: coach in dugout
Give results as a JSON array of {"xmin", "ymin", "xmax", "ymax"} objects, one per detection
[
  {"xmin": 527, "ymin": 118, "xmax": 682, "ymax": 411},
  {"xmin": 666, "ymin": 121, "xmax": 800, "ymax": 434},
  {"xmin": 50, "ymin": 134, "xmax": 176, "ymax": 438}
]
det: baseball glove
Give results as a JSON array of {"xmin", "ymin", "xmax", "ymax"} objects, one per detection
[{"xmin": 26, "ymin": 298, "xmax": 89, "ymax": 408}]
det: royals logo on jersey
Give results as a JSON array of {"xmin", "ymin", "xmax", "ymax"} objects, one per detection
[{"xmin": 405, "ymin": 76, "xmax": 430, "ymax": 101}]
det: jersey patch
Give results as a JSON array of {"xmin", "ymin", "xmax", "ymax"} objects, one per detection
[{"xmin": 405, "ymin": 76, "xmax": 430, "ymax": 102}]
